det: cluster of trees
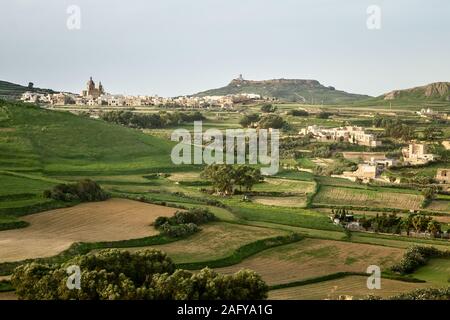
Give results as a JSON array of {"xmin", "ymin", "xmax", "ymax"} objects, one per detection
[
  {"xmin": 43, "ymin": 179, "xmax": 109, "ymax": 202},
  {"xmin": 402, "ymin": 213, "xmax": 442, "ymax": 236},
  {"xmin": 11, "ymin": 249, "xmax": 268, "ymax": 300},
  {"xmin": 372, "ymin": 116, "xmax": 415, "ymax": 141},
  {"xmin": 359, "ymin": 213, "xmax": 402, "ymax": 234},
  {"xmin": 358, "ymin": 213, "xmax": 442, "ymax": 236},
  {"xmin": 391, "ymin": 246, "xmax": 446, "ymax": 274},
  {"xmin": 260, "ymin": 104, "xmax": 277, "ymax": 113},
  {"xmin": 201, "ymin": 164, "xmax": 263, "ymax": 195},
  {"xmin": 100, "ymin": 110, "xmax": 205, "ymax": 129},
  {"xmin": 239, "ymin": 113, "xmax": 286, "ymax": 129},
  {"xmin": 154, "ymin": 207, "xmax": 216, "ymax": 238}
]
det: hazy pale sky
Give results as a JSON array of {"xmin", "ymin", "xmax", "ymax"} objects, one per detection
[{"xmin": 1, "ymin": 0, "xmax": 449, "ymax": 97}]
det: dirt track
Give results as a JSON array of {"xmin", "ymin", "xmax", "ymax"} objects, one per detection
[{"xmin": 0, "ymin": 198, "xmax": 176, "ymax": 263}]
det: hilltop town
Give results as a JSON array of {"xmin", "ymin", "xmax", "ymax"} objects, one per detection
[{"xmin": 19, "ymin": 76, "xmax": 265, "ymax": 109}]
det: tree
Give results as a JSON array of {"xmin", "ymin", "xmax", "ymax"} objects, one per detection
[
  {"xmin": 239, "ymin": 113, "xmax": 260, "ymax": 128},
  {"xmin": 234, "ymin": 165, "xmax": 263, "ymax": 192},
  {"xmin": 260, "ymin": 104, "xmax": 277, "ymax": 113},
  {"xmin": 201, "ymin": 164, "xmax": 262, "ymax": 195},
  {"xmin": 201, "ymin": 164, "xmax": 236, "ymax": 195},
  {"xmin": 421, "ymin": 187, "xmax": 436, "ymax": 201},
  {"xmin": 258, "ymin": 114, "xmax": 285, "ymax": 129},
  {"xmin": 427, "ymin": 220, "xmax": 441, "ymax": 237}
]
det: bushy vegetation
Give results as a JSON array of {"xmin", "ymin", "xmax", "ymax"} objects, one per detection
[
  {"xmin": 154, "ymin": 207, "xmax": 217, "ymax": 238},
  {"xmin": 391, "ymin": 246, "xmax": 448, "ymax": 274},
  {"xmin": 288, "ymin": 109, "xmax": 309, "ymax": 117},
  {"xmin": 43, "ymin": 179, "xmax": 109, "ymax": 202},
  {"xmin": 358, "ymin": 212, "xmax": 442, "ymax": 236},
  {"xmin": 100, "ymin": 110, "xmax": 205, "ymax": 129},
  {"xmin": 316, "ymin": 111, "xmax": 332, "ymax": 119},
  {"xmin": 260, "ymin": 104, "xmax": 277, "ymax": 113},
  {"xmin": 387, "ymin": 287, "xmax": 450, "ymax": 300},
  {"xmin": 11, "ymin": 249, "xmax": 268, "ymax": 300},
  {"xmin": 239, "ymin": 113, "xmax": 286, "ymax": 129}
]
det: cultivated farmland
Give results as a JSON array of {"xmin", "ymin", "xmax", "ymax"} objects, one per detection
[
  {"xmin": 215, "ymin": 239, "xmax": 404, "ymax": 285},
  {"xmin": 120, "ymin": 222, "xmax": 288, "ymax": 263},
  {"xmin": 313, "ymin": 186, "xmax": 423, "ymax": 210},
  {"xmin": 0, "ymin": 198, "xmax": 176, "ymax": 262},
  {"xmin": 268, "ymin": 275, "xmax": 430, "ymax": 300}
]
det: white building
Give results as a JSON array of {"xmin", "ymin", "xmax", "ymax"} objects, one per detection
[
  {"xmin": 402, "ymin": 143, "xmax": 437, "ymax": 165},
  {"xmin": 300, "ymin": 125, "xmax": 382, "ymax": 147}
]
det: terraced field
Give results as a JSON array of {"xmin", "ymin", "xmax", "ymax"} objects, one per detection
[
  {"xmin": 412, "ymin": 258, "xmax": 450, "ymax": 285},
  {"xmin": 313, "ymin": 186, "xmax": 423, "ymax": 210},
  {"xmin": 215, "ymin": 239, "xmax": 404, "ymax": 285},
  {"xmin": 0, "ymin": 198, "xmax": 176, "ymax": 262},
  {"xmin": 121, "ymin": 222, "xmax": 288, "ymax": 263},
  {"xmin": 268, "ymin": 275, "xmax": 430, "ymax": 300},
  {"xmin": 252, "ymin": 196, "xmax": 307, "ymax": 208},
  {"xmin": 427, "ymin": 200, "xmax": 450, "ymax": 213},
  {"xmin": 252, "ymin": 178, "xmax": 316, "ymax": 193}
]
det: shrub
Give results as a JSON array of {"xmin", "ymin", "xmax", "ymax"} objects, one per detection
[
  {"xmin": 159, "ymin": 222, "xmax": 199, "ymax": 238},
  {"xmin": 153, "ymin": 208, "xmax": 216, "ymax": 238},
  {"xmin": 172, "ymin": 208, "xmax": 216, "ymax": 225},
  {"xmin": 289, "ymin": 110, "xmax": 309, "ymax": 117},
  {"xmin": 44, "ymin": 179, "xmax": 109, "ymax": 202}
]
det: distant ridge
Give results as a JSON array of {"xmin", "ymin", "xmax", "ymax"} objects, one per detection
[
  {"xmin": 0, "ymin": 80, "xmax": 56, "ymax": 100},
  {"xmin": 192, "ymin": 76, "xmax": 371, "ymax": 104},
  {"xmin": 382, "ymin": 82, "xmax": 450, "ymax": 101}
]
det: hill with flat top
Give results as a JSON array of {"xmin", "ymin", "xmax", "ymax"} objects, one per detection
[{"xmin": 192, "ymin": 77, "xmax": 371, "ymax": 104}]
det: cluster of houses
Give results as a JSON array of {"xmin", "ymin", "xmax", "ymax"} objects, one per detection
[
  {"xmin": 299, "ymin": 125, "xmax": 382, "ymax": 147},
  {"xmin": 20, "ymin": 77, "xmax": 263, "ymax": 109},
  {"xmin": 299, "ymin": 123, "xmax": 449, "ymax": 185},
  {"xmin": 416, "ymin": 108, "xmax": 449, "ymax": 120}
]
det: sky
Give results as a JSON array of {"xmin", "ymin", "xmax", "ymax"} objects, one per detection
[{"xmin": 1, "ymin": 0, "xmax": 449, "ymax": 97}]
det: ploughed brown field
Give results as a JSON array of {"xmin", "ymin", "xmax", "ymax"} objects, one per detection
[
  {"xmin": 214, "ymin": 239, "xmax": 404, "ymax": 286},
  {"xmin": 0, "ymin": 291, "xmax": 17, "ymax": 300},
  {"xmin": 0, "ymin": 198, "xmax": 176, "ymax": 263},
  {"xmin": 268, "ymin": 275, "xmax": 431, "ymax": 300}
]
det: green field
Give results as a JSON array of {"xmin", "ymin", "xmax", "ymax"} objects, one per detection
[
  {"xmin": 412, "ymin": 258, "xmax": 450, "ymax": 285},
  {"xmin": 1, "ymin": 100, "xmax": 450, "ymax": 300}
]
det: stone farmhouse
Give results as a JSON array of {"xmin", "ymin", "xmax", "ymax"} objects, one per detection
[
  {"xmin": 436, "ymin": 169, "xmax": 449, "ymax": 184},
  {"xmin": 300, "ymin": 125, "xmax": 382, "ymax": 147},
  {"xmin": 402, "ymin": 143, "xmax": 437, "ymax": 165}
]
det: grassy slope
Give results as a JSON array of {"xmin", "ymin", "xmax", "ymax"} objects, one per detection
[{"xmin": 0, "ymin": 101, "xmax": 180, "ymax": 175}]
